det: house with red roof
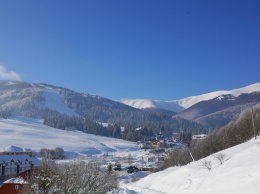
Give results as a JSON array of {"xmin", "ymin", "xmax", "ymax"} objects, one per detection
[{"xmin": 0, "ymin": 176, "xmax": 28, "ymax": 194}]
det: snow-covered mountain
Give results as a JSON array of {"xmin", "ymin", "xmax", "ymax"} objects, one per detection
[
  {"xmin": 118, "ymin": 136, "xmax": 260, "ymax": 194},
  {"xmin": 122, "ymin": 83, "xmax": 260, "ymax": 128},
  {"xmin": 175, "ymin": 83, "xmax": 260, "ymax": 108},
  {"xmin": 0, "ymin": 80, "xmax": 140, "ymax": 121},
  {"xmin": 0, "ymin": 81, "xmax": 78, "ymax": 116},
  {"xmin": 2, "ymin": 80, "xmax": 259, "ymax": 130},
  {"xmin": 121, "ymin": 99, "xmax": 184, "ymax": 113},
  {"xmin": 122, "ymin": 83, "xmax": 260, "ymax": 111},
  {"xmin": 0, "ymin": 80, "xmax": 202, "ymax": 134}
]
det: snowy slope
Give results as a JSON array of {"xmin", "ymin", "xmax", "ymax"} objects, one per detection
[
  {"xmin": 175, "ymin": 83, "xmax": 260, "ymax": 109},
  {"xmin": 122, "ymin": 83, "xmax": 260, "ymax": 112},
  {"xmin": 0, "ymin": 81, "xmax": 79, "ymax": 116},
  {"xmin": 37, "ymin": 87, "xmax": 78, "ymax": 116},
  {"xmin": 0, "ymin": 117, "xmax": 139, "ymax": 157},
  {"xmin": 118, "ymin": 137, "xmax": 260, "ymax": 194},
  {"xmin": 121, "ymin": 99, "xmax": 184, "ymax": 112}
]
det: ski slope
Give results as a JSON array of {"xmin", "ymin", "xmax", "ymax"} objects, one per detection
[{"xmin": 0, "ymin": 116, "xmax": 139, "ymax": 158}]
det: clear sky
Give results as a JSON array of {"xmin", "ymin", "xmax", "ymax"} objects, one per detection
[{"xmin": 0, "ymin": 0, "xmax": 259, "ymax": 101}]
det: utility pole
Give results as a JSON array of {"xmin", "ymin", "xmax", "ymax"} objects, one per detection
[
  {"xmin": 189, "ymin": 149, "xmax": 195, "ymax": 162},
  {"xmin": 250, "ymin": 98, "xmax": 257, "ymax": 140}
]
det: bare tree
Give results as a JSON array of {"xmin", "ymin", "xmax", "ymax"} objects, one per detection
[
  {"xmin": 21, "ymin": 158, "xmax": 118, "ymax": 194},
  {"xmin": 40, "ymin": 148, "xmax": 51, "ymax": 158},
  {"xmin": 54, "ymin": 147, "xmax": 65, "ymax": 159},
  {"xmin": 22, "ymin": 158, "xmax": 58, "ymax": 194},
  {"xmin": 214, "ymin": 153, "xmax": 226, "ymax": 165},
  {"xmin": 201, "ymin": 159, "xmax": 212, "ymax": 171},
  {"xmin": 127, "ymin": 154, "xmax": 134, "ymax": 165}
]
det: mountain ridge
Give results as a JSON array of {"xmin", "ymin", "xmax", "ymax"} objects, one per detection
[
  {"xmin": 0, "ymin": 80, "xmax": 203, "ymax": 139},
  {"xmin": 121, "ymin": 83, "xmax": 260, "ymax": 128},
  {"xmin": 121, "ymin": 83, "xmax": 260, "ymax": 112},
  {"xmin": 2, "ymin": 80, "xmax": 259, "ymax": 131}
]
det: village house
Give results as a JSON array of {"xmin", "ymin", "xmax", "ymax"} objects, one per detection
[
  {"xmin": 192, "ymin": 134, "xmax": 207, "ymax": 140},
  {"xmin": 151, "ymin": 140, "xmax": 161, "ymax": 148},
  {"xmin": 0, "ymin": 146, "xmax": 39, "ymax": 183},
  {"xmin": 137, "ymin": 141, "xmax": 151, "ymax": 149},
  {"xmin": 0, "ymin": 169, "xmax": 33, "ymax": 194},
  {"xmin": 0, "ymin": 177, "xmax": 27, "ymax": 194},
  {"xmin": 0, "ymin": 155, "xmax": 38, "ymax": 178}
]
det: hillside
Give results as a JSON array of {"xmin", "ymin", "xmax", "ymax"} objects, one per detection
[
  {"xmin": 122, "ymin": 83, "xmax": 260, "ymax": 110},
  {"xmin": 121, "ymin": 99, "xmax": 184, "ymax": 113},
  {"xmin": 117, "ymin": 136, "xmax": 260, "ymax": 194},
  {"xmin": 122, "ymin": 83, "xmax": 260, "ymax": 128},
  {"xmin": 0, "ymin": 116, "xmax": 139, "ymax": 157},
  {"xmin": 175, "ymin": 92, "xmax": 260, "ymax": 128},
  {"xmin": 0, "ymin": 80, "xmax": 204, "ymax": 138},
  {"xmin": 3, "ymin": 81, "xmax": 260, "ymax": 133}
]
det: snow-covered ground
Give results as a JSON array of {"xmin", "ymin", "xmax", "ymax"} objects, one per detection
[
  {"xmin": 0, "ymin": 116, "xmax": 139, "ymax": 158},
  {"xmin": 117, "ymin": 136, "xmax": 260, "ymax": 194},
  {"xmin": 2, "ymin": 116, "xmax": 259, "ymax": 194}
]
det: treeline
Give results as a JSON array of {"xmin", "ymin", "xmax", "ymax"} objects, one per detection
[
  {"xmin": 43, "ymin": 113, "xmax": 155, "ymax": 141},
  {"xmin": 43, "ymin": 114, "xmax": 124, "ymax": 139},
  {"xmin": 163, "ymin": 104, "xmax": 260, "ymax": 168},
  {"xmin": 43, "ymin": 112, "xmax": 200, "ymax": 142},
  {"xmin": 61, "ymin": 91, "xmax": 204, "ymax": 134},
  {"xmin": 0, "ymin": 101, "xmax": 203, "ymax": 142},
  {"xmin": 39, "ymin": 147, "xmax": 66, "ymax": 160}
]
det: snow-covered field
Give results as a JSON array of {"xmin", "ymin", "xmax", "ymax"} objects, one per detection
[
  {"xmin": 117, "ymin": 136, "xmax": 260, "ymax": 194},
  {"xmin": 0, "ymin": 116, "xmax": 139, "ymax": 157}
]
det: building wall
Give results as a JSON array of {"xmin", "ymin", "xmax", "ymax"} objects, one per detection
[
  {"xmin": 0, "ymin": 183, "xmax": 26, "ymax": 194},
  {"xmin": 0, "ymin": 161, "xmax": 32, "ymax": 176},
  {"xmin": 0, "ymin": 153, "xmax": 38, "ymax": 179}
]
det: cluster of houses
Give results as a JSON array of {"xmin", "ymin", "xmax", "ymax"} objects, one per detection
[
  {"xmin": 0, "ymin": 146, "xmax": 39, "ymax": 194},
  {"xmin": 137, "ymin": 132, "xmax": 184, "ymax": 150},
  {"xmin": 137, "ymin": 133, "xmax": 208, "ymax": 150}
]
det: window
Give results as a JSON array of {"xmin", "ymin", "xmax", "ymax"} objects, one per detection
[{"xmin": 15, "ymin": 185, "xmax": 20, "ymax": 190}]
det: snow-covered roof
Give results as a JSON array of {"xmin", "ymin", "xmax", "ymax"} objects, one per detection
[
  {"xmin": 4, "ymin": 177, "xmax": 28, "ymax": 184},
  {"xmin": 0, "ymin": 145, "xmax": 32, "ymax": 152},
  {"xmin": 0, "ymin": 155, "xmax": 39, "ymax": 165},
  {"xmin": 192, "ymin": 134, "xmax": 207, "ymax": 139}
]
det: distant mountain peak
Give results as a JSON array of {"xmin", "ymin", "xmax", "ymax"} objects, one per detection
[
  {"xmin": 121, "ymin": 98, "xmax": 184, "ymax": 112},
  {"xmin": 121, "ymin": 83, "xmax": 260, "ymax": 112},
  {"xmin": 174, "ymin": 83, "xmax": 260, "ymax": 109}
]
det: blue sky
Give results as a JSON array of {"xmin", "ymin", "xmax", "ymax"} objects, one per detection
[{"xmin": 0, "ymin": 0, "xmax": 259, "ymax": 100}]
